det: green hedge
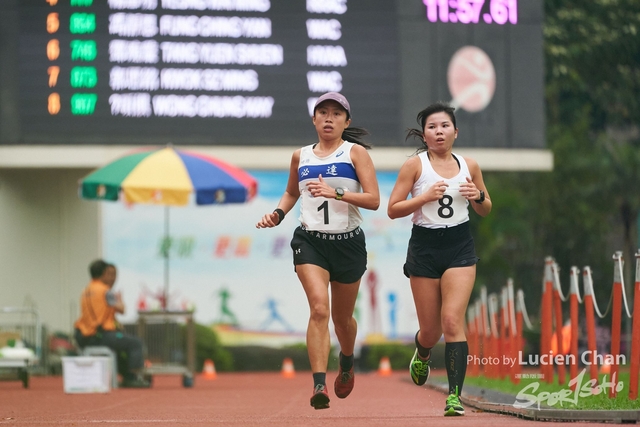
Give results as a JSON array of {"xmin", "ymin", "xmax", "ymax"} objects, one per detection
[
  {"xmin": 194, "ymin": 324, "xmax": 453, "ymax": 372},
  {"xmin": 195, "ymin": 323, "xmax": 234, "ymax": 372},
  {"xmin": 223, "ymin": 345, "xmax": 300, "ymax": 372},
  {"xmin": 210, "ymin": 342, "xmax": 448, "ymax": 372},
  {"xmin": 360, "ymin": 342, "xmax": 446, "ymax": 371}
]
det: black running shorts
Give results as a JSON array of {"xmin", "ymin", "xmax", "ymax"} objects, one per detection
[
  {"xmin": 403, "ymin": 222, "xmax": 478, "ymax": 279},
  {"xmin": 290, "ymin": 225, "xmax": 367, "ymax": 284}
]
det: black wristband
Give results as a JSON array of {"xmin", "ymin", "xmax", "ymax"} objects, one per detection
[{"xmin": 273, "ymin": 208, "xmax": 285, "ymax": 225}]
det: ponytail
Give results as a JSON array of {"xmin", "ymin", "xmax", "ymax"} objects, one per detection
[
  {"xmin": 342, "ymin": 126, "xmax": 372, "ymax": 149},
  {"xmin": 405, "ymin": 127, "xmax": 428, "ymax": 155}
]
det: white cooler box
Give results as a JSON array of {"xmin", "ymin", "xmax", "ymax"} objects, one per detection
[{"xmin": 62, "ymin": 356, "xmax": 112, "ymax": 393}]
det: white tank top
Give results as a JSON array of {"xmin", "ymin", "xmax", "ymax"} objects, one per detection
[
  {"xmin": 298, "ymin": 141, "xmax": 363, "ymax": 233},
  {"xmin": 411, "ymin": 152, "xmax": 471, "ymax": 229}
]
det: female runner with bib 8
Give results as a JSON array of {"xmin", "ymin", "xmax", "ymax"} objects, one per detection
[{"xmin": 387, "ymin": 101, "xmax": 491, "ymax": 417}]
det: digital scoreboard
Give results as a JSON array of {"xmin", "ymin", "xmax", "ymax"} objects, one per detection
[
  {"xmin": 6, "ymin": 0, "xmax": 544, "ymax": 148},
  {"xmin": 16, "ymin": 0, "xmax": 399, "ymax": 146}
]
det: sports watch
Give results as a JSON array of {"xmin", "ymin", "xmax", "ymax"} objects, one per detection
[
  {"xmin": 474, "ymin": 190, "xmax": 485, "ymax": 204},
  {"xmin": 335, "ymin": 187, "xmax": 345, "ymax": 200}
]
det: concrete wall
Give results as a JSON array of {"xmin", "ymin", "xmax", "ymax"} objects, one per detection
[{"xmin": 0, "ymin": 168, "xmax": 100, "ymax": 334}]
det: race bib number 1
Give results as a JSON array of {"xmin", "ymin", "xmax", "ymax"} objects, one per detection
[{"xmin": 302, "ymin": 192, "xmax": 348, "ymax": 231}]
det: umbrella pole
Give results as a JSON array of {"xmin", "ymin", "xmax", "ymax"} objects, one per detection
[{"xmin": 164, "ymin": 205, "xmax": 170, "ymax": 311}]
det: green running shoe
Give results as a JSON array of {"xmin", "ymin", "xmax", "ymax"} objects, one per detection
[
  {"xmin": 444, "ymin": 390, "xmax": 465, "ymax": 416},
  {"xmin": 409, "ymin": 348, "xmax": 430, "ymax": 386}
]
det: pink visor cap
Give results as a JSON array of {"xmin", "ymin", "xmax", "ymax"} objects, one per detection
[{"xmin": 313, "ymin": 92, "xmax": 351, "ymax": 117}]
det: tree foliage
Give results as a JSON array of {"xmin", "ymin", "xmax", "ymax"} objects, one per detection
[
  {"xmin": 471, "ymin": 0, "xmax": 640, "ymax": 324},
  {"xmin": 545, "ymin": 0, "xmax": 640, "ymax": 128}
]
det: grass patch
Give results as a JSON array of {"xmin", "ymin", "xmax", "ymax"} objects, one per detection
[{"xmin": 464, "ymin": 370, "xmax": 640, "ymax": 410}]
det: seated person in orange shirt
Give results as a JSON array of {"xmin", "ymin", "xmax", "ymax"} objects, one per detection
[{"xmin": 74, "ymin": 259, "xmax": 149, "ymax": 388}]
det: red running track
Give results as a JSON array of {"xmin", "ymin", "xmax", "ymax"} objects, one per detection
[{"xmin": 0, "ymin": 371, "xmax": 606, "ymax": 426}]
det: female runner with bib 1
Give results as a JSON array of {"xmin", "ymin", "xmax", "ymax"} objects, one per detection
[
  {"xmin": 387, "ymin": 102, "xmax": 491, "ymax": 417},
  {"xmin": 256, "ymin": 92, "xmax": 380, "ymax": 410}
]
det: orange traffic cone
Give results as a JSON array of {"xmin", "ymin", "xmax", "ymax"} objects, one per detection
[
  {"xmin": 378, "ymin": 356, "xmax": 392, "ymax": 376},
  {"xmin": 281, "ymin": 357, "xmax": 295, "ymax": 378},
  {"xmin": 203, "ymin": 359, "xmax": 217, "ymax": 380},
  {"xmin": 600, "ymin": 354, "xmax": 612, "ymax": 375}
]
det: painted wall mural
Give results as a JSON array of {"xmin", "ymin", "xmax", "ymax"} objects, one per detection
[{"xmin": 103, "ymin": 170, "xmax": 417, "ymax": 345}]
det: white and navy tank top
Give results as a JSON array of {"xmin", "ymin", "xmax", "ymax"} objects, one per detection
[
  {"xmin": 411, "ymin": 152, "xmax": 471, "ymax": 229},
  {"xmin": 298, "ymin": 141, "xmax": 363, "ymax": 233}
]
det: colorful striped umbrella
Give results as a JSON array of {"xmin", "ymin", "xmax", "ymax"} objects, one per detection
[
  {"xmin": 79, "ymin": 146, "xmax": 258, "ymax": 309},
  {"xmin": 80, "ymin": 146, "xmax": 257, "ymax": 205}
]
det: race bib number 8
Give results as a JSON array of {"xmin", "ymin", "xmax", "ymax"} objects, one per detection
[
  {"xmin": 420, "ymin": 183, "xmax": 467, "ymax": 224},
  {"xmin": 302, "ymin": 192, "xmax": 348, "ymax": 231}
]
